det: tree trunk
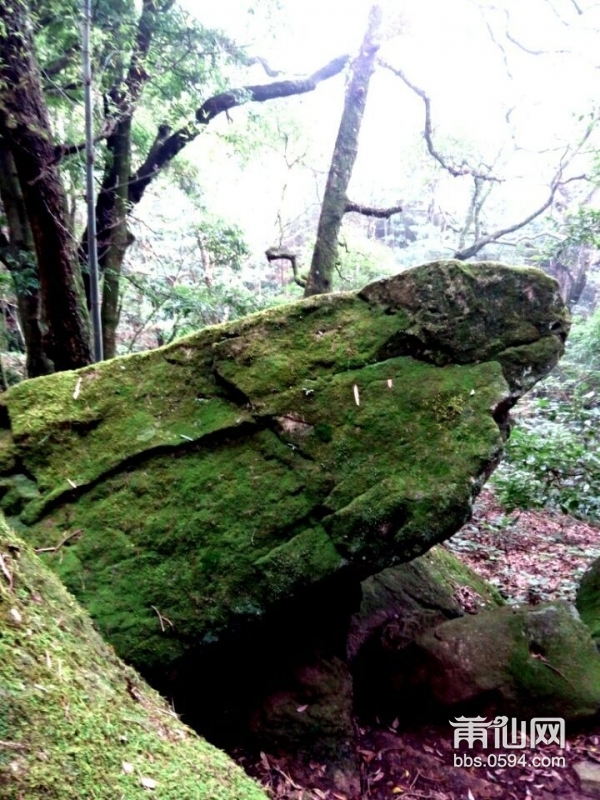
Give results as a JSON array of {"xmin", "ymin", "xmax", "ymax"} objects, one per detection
[
  {"xmin": 304, "ymin": 5, "xmax": 382, "ymax": 297},
  {"xmin": 100, "ymin": 118, "xmax": 132, "ymax": 359},
  {"xmin": 0, "ymin": 140, "xmax": 54, "ymax": 377},
  {"xmin": 0, "ymin": 0, "xmax": 92, "ymax": 372}
]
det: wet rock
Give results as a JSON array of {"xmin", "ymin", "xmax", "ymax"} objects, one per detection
[{"xmin": 0, "ymin": 261, "xmax": 567, "ymax": 677}]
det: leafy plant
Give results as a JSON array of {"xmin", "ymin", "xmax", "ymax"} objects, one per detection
[{"xmin": 491, "ymin": 332, "xmax": 600, "ymax": 522}]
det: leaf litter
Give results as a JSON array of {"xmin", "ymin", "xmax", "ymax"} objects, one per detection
[{"xmin": 236, "ymin": 489, "xmax": 600, "ymax": 800}]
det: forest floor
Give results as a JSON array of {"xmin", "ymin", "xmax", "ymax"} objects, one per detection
[{"xmin": 240, "ymin": 489, "xmax": 600, "ymax": 800}]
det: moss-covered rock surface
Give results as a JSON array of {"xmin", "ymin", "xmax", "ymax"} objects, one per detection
[
  {"xmin": 0, "ymin": 261, "xmax": 568, "ymax": 675},
  {"xmin": 349, "ymin": 544, "xmax": 504, "ymax": 662},
  {"xmin": 577, "ymin": 556, "xmax": 600, "ymax": 642},
  {"xmin": 0, "ymin": 517, "xmax": 268, "ymax": 800},
  {"xmin": 395, "ymin": 602, "xmax": 600, "ymax": 721}
]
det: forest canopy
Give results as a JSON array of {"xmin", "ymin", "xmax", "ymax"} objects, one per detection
[{"xmin": 1, "ymin": 0, "xmax": 600, "ymax": 376}]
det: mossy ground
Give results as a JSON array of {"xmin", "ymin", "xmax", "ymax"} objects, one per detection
[
  {"xmin": 0, "ymin": 262, "xmax": 569, "ymax": 675},
  {"xmin": 0, "ymin": 518, "xmax": 268, "ymax": 800}
]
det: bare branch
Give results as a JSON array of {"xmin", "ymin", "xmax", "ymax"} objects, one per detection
[
  {"xmin": 381, "ymin": 61, "xmax": 502, "ymax": 183},
  {"xmin": 128, "ymin": 54, "xmax": 350, "ymax": 204},
  {"xmin": 505, "ymin": 29, "xmax": 570, "ymax": 56},
  {"xmin": 344, "ymin": 201, "xmax": 403, "ymax": 218},
  {"xmin": 247, "ymin": 56, "xmax": 283, "ymax": 77},
  {"xmin": 454, "ymin": 175, "xmax": 587, "ymax": 260},
  {"xmin": 265, "ymin": 247, "xmax": 306, "ymax": 288},
  {"xmin": 453, "ymin": 112, "xmax": 597, "ymax": 260}
]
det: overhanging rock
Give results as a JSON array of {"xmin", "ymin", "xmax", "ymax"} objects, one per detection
[{"xmin": 0, "ymin": 261, "xmax": 569, "ymax": 674}]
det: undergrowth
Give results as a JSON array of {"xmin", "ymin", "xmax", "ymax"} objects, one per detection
[{"xmin": 492, "ymin": 310, "xmax": 600, "ymax": 522}]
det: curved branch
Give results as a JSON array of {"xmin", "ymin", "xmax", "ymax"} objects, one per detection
[
  {"xmin": 454, "ymin": 174, "xmax": 587, "ymax": 260},
  {"xmin": 265, "ymin": 248, "xmax": 306, "ymax": 288},
  {"xmin": 381, "ymin": 60, "xmax": 502, "ymax": 183},
  {"xmin": 128, "ymin": 54, "xmax": 350, "ymax": 204}
]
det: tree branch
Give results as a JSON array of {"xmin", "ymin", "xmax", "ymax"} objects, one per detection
[
  {"xmin": 42, "ymin": 47, "xmax": 80, "ymax": 79},
  {"xmin": 454, "ymin": 174, "xmax": 587, "ymax": 260},
  {"xmin": 344, "ymin": 201, "xmax": 403, "ymax": 218},
  {"xmin": 128, "ymin": 54, "xmax": 350, "ymax": 204},
  {"xmin": 453, "ymin": 115, "xmax": 596, "ymax": 260},
  {"xmin": 381, "ymin": 60, "xmax": 502, "ymax": 183},
  {"xmin": 54, "ymin": 117, "xmax": 119, "ymax": 162},
  {"xmin": 265, "ymin": 247, "xmax": 306, "ymax": 288}
]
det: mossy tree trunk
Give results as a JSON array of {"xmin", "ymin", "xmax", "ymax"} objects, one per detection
[
  {"xmin": 0, "ymin": 0, "xmax": 92, "ymax": 372},
  {"xmin": 0, "ymin": 139, "xmax": 54, "ymax": 377},
  {"xmin": 98, "ymin": 117, "xmax": 132, "ymax": 360},
  {"xmin": 304, "ymin": 5, "xmax": 383, "ymax": 297}
]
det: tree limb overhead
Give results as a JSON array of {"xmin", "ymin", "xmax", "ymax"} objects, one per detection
[
  {"xmin": 128, "ymin": 54, "xmax": 350, "ymax": 204},
  {"xmin": 381, "ymin": 60, "xmax": 502, "ymax": 184}
]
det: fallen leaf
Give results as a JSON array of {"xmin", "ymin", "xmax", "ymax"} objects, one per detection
[
  {"xmin": 9, "ymin": 608, "xmax": 22, "ymax": 624},
  {"xmin": 140, "ymin": 777, "xmax": 157, "ymax": 790},
  {"xmin": 121, "ymin": 762, "xmax": 134, "ymax": 775}
]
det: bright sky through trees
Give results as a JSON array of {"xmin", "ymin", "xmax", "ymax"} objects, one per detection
[{"xmin": 170, "ymin": 0, "xmax": 600, "ymax": 269}]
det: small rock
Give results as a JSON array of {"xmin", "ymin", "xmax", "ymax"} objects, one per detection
[{"xmin": 574, "ymin": 761, "xmax": 600, "ymax": 798}]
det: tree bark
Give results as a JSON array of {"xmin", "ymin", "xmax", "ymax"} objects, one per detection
[
  {"xmin": 0, "ymin": 0, "xmax": 91, "ymax": 372},
  {"xmin": 0, "ymin": 140, "xmax": 53, "ymax": 377},
  {"xmin": 304, "ymin": 6, "xmax": 383, "ymax": 296},
  {"xmin": 128, "ymin": 55, "xmax": 350, "ymax": 205},
  {"xmin": 100, "ymin": 117, "xmax": 132, "ymax": 359}
]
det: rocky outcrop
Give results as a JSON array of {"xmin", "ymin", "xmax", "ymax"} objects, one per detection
[
  {"xmin": 0, "ymin": 261, "xmax": 568, "ymax": 681},
  {"xmin": 577, "ymin": 556, "xmax": 600, "ymax": 643},
  {"xmin": 0, "ymin": 517, "xmax": 267, "ymax": 800},
  {"xmin": 350, "ymin": 545, "xmax": 505, "ymax": 718},
  {"xmin": 349, "ymin": 544, "xmax": 504, "ymax": 664},
  {"xmin": 390, "ymin": 602, "xmax": 600, "ymax": 721}
]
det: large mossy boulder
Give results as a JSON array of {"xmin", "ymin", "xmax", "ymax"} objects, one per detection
[
  {"xmin": 350, "ymin": 545, "xmax": 504, "ymax": 718},
  {"xmin": 392, "ymin": 602, "xmax": 600, "ymax": 721},
  {"xmin": 349, "ymin": 544, "xmax": 505, "ymax": 662},
  {"xmin": 577, "ymin": 557, "xmax": 600, "ymax": 643},
  {"xmin": 0, "ymin": 518, "xmax": 267, "ymax": 800},
  {"xmin": 0, "ymin": 261, "xmax": 568, "ymax": 677}
]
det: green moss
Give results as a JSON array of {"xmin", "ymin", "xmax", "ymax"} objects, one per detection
[
  {"xmin": 416, "ymin": 602, "xmax": 600, "ymax": 719},
  {"xmin": 576, "ymin": 558, "xmax": 600, "ymax": 641},
  {"xmin": 0, "ymin": 261, "xmax": 570, "ymax": 675},
  {"xmin": 0, "ymin": 430, "xmax": 17, "ymax": 475},
  {"xmin": 0, "ymin": 517, "xmax": 268, "ymax": 800},
  {"xmin": 419, "ymin": 545, "xmax": 505, "ymax": 608},
  {"xmin": 505, "ymin": 603, "xmax": 600, "ymax": 718}
]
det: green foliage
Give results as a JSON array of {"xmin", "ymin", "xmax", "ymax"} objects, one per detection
[
  {"xmin": 121, "ymin": 214, "xmax": 260, "ymax": 348},
  {"xmin": 492, "ymin": 348, "xmax": 600, "ymax": 521},
  {"xmin": 568, "ymin": 308, "xmax": 600, "ymax": 367}
]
